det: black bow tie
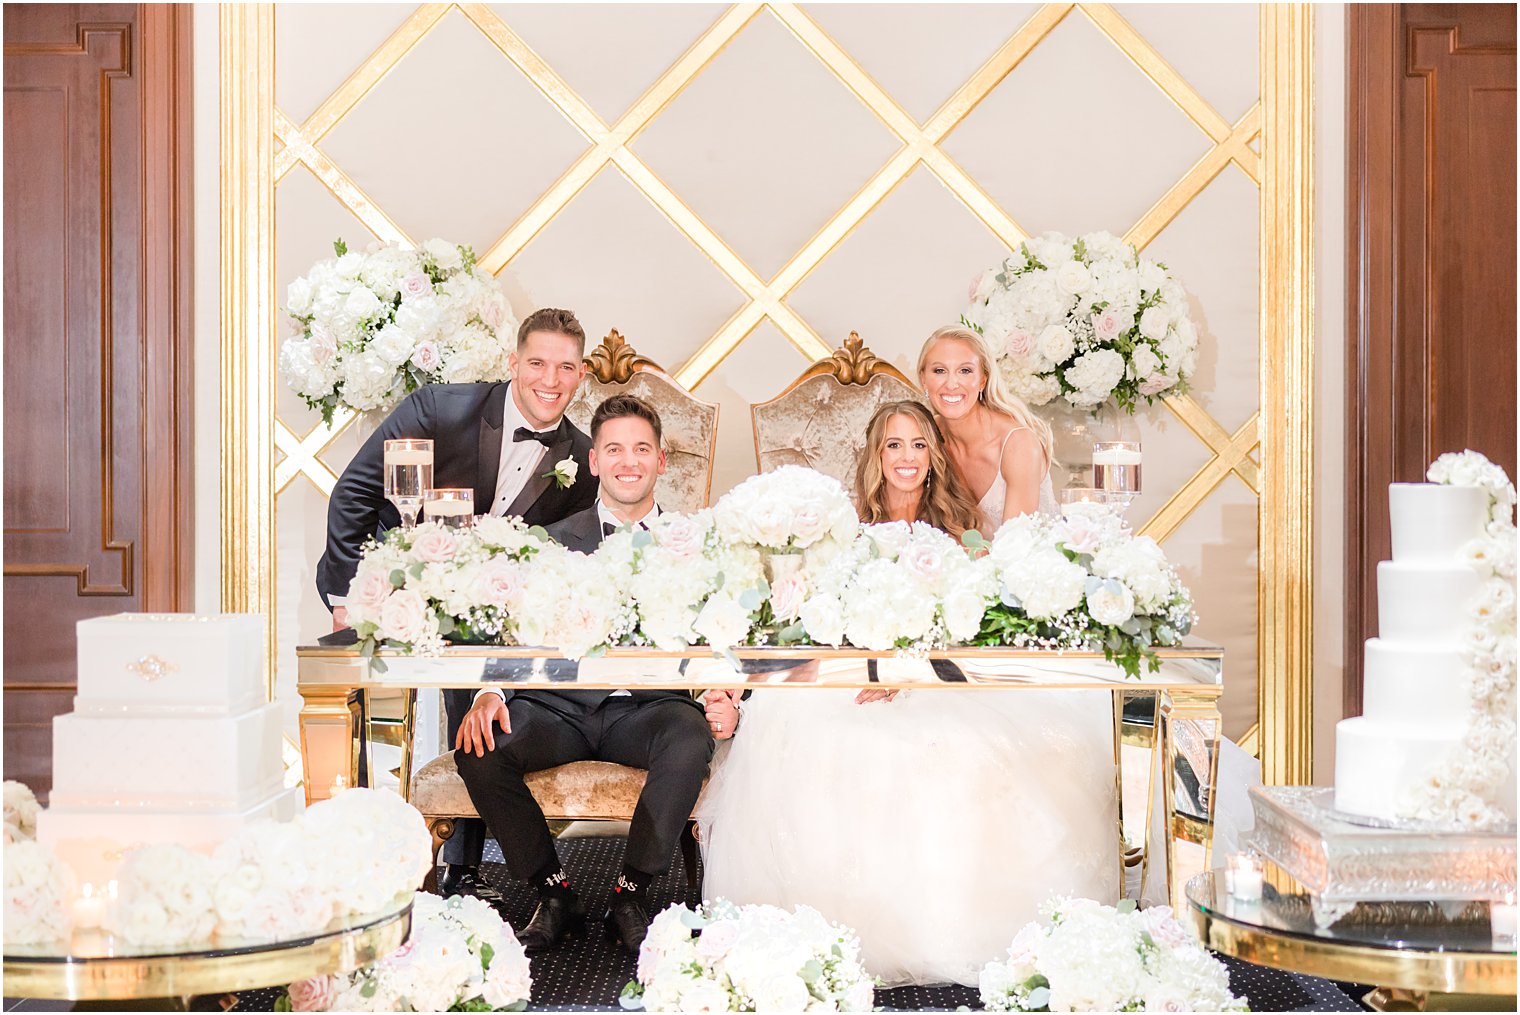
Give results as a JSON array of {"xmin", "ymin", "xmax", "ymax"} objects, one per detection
[
  {"xmin": 603, "ymin": 520, "xmax": 650, "ymax": 536},
  {"xmin": 512, "ymin": 426, "xmax": 557, "ymax": 445}
]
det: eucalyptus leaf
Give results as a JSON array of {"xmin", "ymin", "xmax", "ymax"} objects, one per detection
[
  {"xmin": 389, "ymin": 568, "xmax": 406, "ymax": 588},
  {"xmin": 1026, "ymin": 985, "xmax": 1051, "ymax": 1009},
  {"xmin": 632, "ymin": 528, "xmax": 654, "ymax": 550}
]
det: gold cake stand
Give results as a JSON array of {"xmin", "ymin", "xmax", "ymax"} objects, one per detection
[
  {"xmin": 2, "ymin": 901, "xmax": 410, "ymax": 1004},
  {"xmin": 1186, "ymin": 870, "xmax": 1517, "ymax": 1011}
]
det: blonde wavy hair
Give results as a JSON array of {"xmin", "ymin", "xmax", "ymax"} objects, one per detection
[
  {"xmin": 916, "ymin": 325, "xmax": 1054, "ymax": 466},
  {"xmin": 854, "ymin": 400, "xmax": 984, "ymax": 540}
]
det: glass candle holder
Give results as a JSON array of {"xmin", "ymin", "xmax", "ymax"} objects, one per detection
[
  {"xmin": 1224, "ymin": 853, "xmax": 1264, "ymax": 903},
  {"xmin": 384, "ymin": 439, "xmax": 434, "ymax": 529},
  {"xmin": 1092, "ymin": 441, "xmax": 1143, "ymax": 496},
  {"xmin": 424, "ymin": 488, "xmax": 475, "ymax": 528}
]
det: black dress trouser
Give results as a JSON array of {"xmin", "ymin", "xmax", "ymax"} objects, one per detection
[{"xmin": 454, "ymin": 692, "xmax": 714, "ymax": 879}]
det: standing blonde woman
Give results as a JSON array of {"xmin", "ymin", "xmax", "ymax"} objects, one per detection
[{"xmin": 917, "ymin": 325, "xmax": 1057, "ymax": 527}]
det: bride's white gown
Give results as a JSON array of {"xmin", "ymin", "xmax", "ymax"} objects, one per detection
[
  {"xmin": 695, "ymin": 681, "xmax": 1118, "ymax": 987},
  {"xmin": 696, "ymin": 446, "xmax": 1114, "ymax": 987}
]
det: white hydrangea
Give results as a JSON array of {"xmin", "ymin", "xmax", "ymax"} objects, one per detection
[{"xmin": 3, "ymin": 840, "xmax": 73, "ymax": 945}]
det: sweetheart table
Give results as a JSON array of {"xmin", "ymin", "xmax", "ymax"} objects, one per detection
[{"xmin": 296, "ymin": 642, "xmax": 1224, "ymax": 906}]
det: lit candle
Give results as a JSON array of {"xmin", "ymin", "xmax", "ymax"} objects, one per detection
[
  {"xmin": 1492, "ymin": 892, "xmax": 1517, "ymax": 947},
  {"xmin": 1091, "ymin": 447, "xmax": 1143, "ymax": 466},
  {"xmin": 71, "ymin": 883, "xmax": 108, "ymax": 929},
  {"xmin": 1225, "ymin": 853, "xmax": 1263, "ymax": 903},
  {"xmin": 330, "ymin": 774, "xmax": 349, "ymax": 797}
]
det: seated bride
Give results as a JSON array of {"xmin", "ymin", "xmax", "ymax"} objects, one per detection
[{"xmin": 695, "ymin": 399, "xmax": 1119, "ymax": 987}]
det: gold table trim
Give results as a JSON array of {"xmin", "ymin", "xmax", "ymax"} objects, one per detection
[
  {"xmin": 2, "ymin": 903, "xmax": 410, "ymax": 1001},
  {"xmin": 1186, "ymin": 878, "xmax": 1517, "ymax": 996}
]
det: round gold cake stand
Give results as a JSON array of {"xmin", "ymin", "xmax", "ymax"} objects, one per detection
[
  {"xmin": 2, "ymin": 902, "xmax": 410, "ymax": 1003},
  {"xmin": 1186, "ymin": 871, "xmax": 1517, "ymax": 1011}
]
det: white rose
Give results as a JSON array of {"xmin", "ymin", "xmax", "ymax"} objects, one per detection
[
  {"xmin": 286, "ymin": 276, "xmax": 314, "ymax": 316},
  {"xmin": 343, "ymin": 285, "xmax": 383, "ymax": 322},
  {"xmin": 1055, "ymin": 259, "xmax": 1092, "ymax": 295},
  {"xmin": 1138, "ymin": 305, "xmax": 1170, "ymax": 341},
  {"xmin": 1037, "ymin": 325, "xmax": 1076, "ymax": 365},
  {"xmin": 800, "ymin": 594, "xmax": 847, "ymax": 645},
  {"xmin": 1129, "ymin": 342, "xmax": 1161, "ymax": 380},
  {"xmin": 423, "ymin": 238, "xmax": 465, "ymax": 272},
  {"xmin": 677, "ymin": 978, "xmax": 732, "ymax": 1012},
  {"xmin": 378, "ymin": 588, "xmax": 433, "ymax": 644},
  {"xmin": 693, "ymin": 594, "xmax": 751, "ymax": 650},
  {"xmin": 694, "ymin": 917, "xmax": 740, "ymax": 960},
  {"xmin": 370, "ymin": 323, "xmax": 414, "ymax": 367},
  {"xmin": 1087, "ymin": 578, "xmax": 1136, "ymax": 626}
]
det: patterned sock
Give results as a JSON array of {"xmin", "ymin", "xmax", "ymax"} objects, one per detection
[
  {"xmin": 532, "ymin": 861, "xmax": 574, "ymax": 900},
  {"xmin": 614, "ymin": 865, "xmax": 653, "ymax": 900}
]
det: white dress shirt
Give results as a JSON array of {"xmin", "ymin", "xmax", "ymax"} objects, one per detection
[
  {"xmin": 491, "ymin": 384, "xmax": 557, "ymax": 517},
  {"xmin": 474, "ymin": 499, "xmax": 657, "ymax": 705}
]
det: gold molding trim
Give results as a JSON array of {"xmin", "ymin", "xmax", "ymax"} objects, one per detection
[
  {"xmin": 221, "ymin": 5, "xmax": 276, "ymax": 690},
  {"xmin": 1258, "ymin": 3, "xmax": 1315, "ymax": 786},
  {"xmin": 585, "ymin": 330, "xmax": 660, "ymax": 385},
  {"xmin": 791, "ymin": 332, "xmax": 917, "ymax": 389}
]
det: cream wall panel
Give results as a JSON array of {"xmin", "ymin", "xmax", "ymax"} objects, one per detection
[
  {"xmin": 275, "ymin": 4, "xmax": 419, "ymax": 124},
  {"xmin": 321, "ymin": 9, "xmax": 591, "ymax": 255},
  {"xmin": 490, "ymin": 3, "xmax": 728, "ymax": 123},
  {"xmin": 506, "ymin": 169, "xmax": 746, "ymax": 371},
  {"xmin": 276, "ymin": 481, "xmax": 339, "ymax": 727},
  {"xmin": 1145, "ymin": 169, "xmax": 1260, "ymax": 435},
  {"xmin": 631, "ymin": 13, "xmax": 901, "ymax": 280},
  {"xmin": 785, "ymin": 167, "xmax": 1010, "ymax": 377},
  {"xmin": 802, "ymin": 3, "xmax": 1041, "ymax": 124},
  {"xmin": 942, "ymin": 13, "xmax": 1212, "ymax": 238},
  {"xmin": 702, "ymin": 320, "xmax": 815, "ymax": 494},
  {"xmin": 1117, "ymin": 4, "xmax": 1259, "ymax": 124}
]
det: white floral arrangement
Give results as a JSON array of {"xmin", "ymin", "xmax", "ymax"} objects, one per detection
[
  {"xmin": 278, "ymin": 238, "xmax": 516, "ymax": 425},
  {"xmin": 623, "ymin": 900, "xmax": 875, "ymax": 1013},
  {"xmin": 963, "ymin": 231, "xmax": 1199, "ymax": 412},
  {"xmin": 109, "ymin": 788, "xmax": 431, "ymax": 947},
  {"xmin": 978, "ymin": 898, "xmax": 1247, "ymax": 1012},
  {"xmin": 597, "ymin": 511, "xmax": 768, "ymax": 653},
  {"xmin": 279, "ymin": 892, "xmax": 531, "ymax": 1012},
  {"xmin": 971, "ymin": 503, "xmax": 1195, "ymax": 677},
  {"xmin": 513, "ymin": 540, "xmax": 638, "ymax": 660},
  {"xmin": 798, "ymin": 521, "xmax": 989, "ymax": 651},
  {"xmin": 3, "ymin": 840, "xmax": 74, "ymax": 946},
  {"xmin": 345, "ymin": 516, "xmax": 552, "ymax": 660},
  {"xmin": 4, "ymin": 780, "xmax": 40, "ymax": 845},
  {"xmin": 1399, "ymin": 451, "xmax": 1517, "ymax": 828},
  {"xmin": 712, "ymin": 466, "xmax": 859, "ymax": 555}
]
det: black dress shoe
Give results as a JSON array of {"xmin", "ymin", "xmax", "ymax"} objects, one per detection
[
  {"xmin": 607, "ymin": 894, "xmax": 651, "ymax": 954},
  {"xmin": 516, "ymin": 894, "xmax": 587, "ymax": 955},
  {"xmin": 439, "ymin": 864, "xmax": 505, "ymax": 905}
]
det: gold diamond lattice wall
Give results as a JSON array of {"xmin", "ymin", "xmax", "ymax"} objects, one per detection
[{"xmin": 271, "ymin": 1, "xmax": 1263, "ymax": 545}]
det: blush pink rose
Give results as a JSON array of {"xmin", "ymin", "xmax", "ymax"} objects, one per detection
[
  {"xmin": 347, "ymin": 569, "xmax": 392, "ymax": 611},
  {"xmin": 378, "ymin": 589, "xmax": 431, "ymax": 644},
  {"xmin": 399, "ymin": 272, "xmax": 431, "ymax": 301},
  {"xmin": 481, "ymin": 297, "xmax": 507, "ymax": 331},
  {"xmin": 1092, "ymin": 307, "xmax": 1125, "ymax": 342},
  {"xmin": 656, "ymin": 515, "xmax": 706, "ymax": 559},
  {"xmin": 769, "ymin": 573, "xmax": 807, "ymax": 624},
  {"xmin": 473, "ymin": 558, "xmax": 525, "ymax": 610},
  {"xmin": 1005, "ymin": 329, "xmax": 1034, "ymax": 359},
  {"xmin": 309, "ymin": 324, "xmax": 337, "ymax": 366},
  {"xmin": 409, "ymin": 341, "xmax": 441, "ymax": 374},
  {"xmin": 903, "ymin": 543, "xmax": 946, "ymax": 586},
  {"xmin": 410, "ymin": 528, "xmax": 457, "ymax": 563},
  {"xmin": 287, "ymin": 976, "xmax": 336, "ymax": 1012}
]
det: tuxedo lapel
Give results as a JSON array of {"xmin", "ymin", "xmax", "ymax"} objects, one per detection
[
  {"xmin": 475, "ymin": 383, "xmax": 509, "ymax": 512},
  {"xmin": 505, "ymin": 417, "xmax": 573, "ymax": 519}
]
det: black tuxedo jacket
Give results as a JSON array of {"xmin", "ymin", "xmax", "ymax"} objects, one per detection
[
  {"xmin": 316, "ymin": 382, "xmax": 596, "ymax": 609},
  {"xmin": 527, "ymin": 504, "xmax": 702, "ymax": 716}
]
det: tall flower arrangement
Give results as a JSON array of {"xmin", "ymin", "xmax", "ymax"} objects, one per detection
[
  {"xmin": 962, "ymin": 231, "xmax": 1198, "ymax": 412},
  {"xmin": 624, "ymin": 900, "xmax": 875, "ymax": 1013},
  {"xmin": 1400, "ymin": 451, "xmax": 1517, "ymax": 828},
  {"xmin": 978, "ymin": 898, "xmax": 1247, "ymax": 1012},
  {"xmin": 278, "ymin": 238, "xmax": 517, "ymax": 424},
  {"xmin": 971, "ymin": 503, "xmax": 1195, "ymax": 677}
]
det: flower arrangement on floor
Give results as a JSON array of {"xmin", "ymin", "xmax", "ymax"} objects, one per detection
[
  {"xmin": 962, "ymin": 231, "xmax": 1198, "ymax": 412},
  {"xmin": 622, "ymin": 900, "xmax": 875, "ymax": 1013},
  {"xmin": 970, "ymin": 503, "xmax": 1196, "ymax": 677},
  {"xmin": 1399, "ymin": 450, "xmax": 1517, "ymax": 828},
  {"xmin": 278, "ymin": 892, "xmax": 531, "ymax": 1012},
  {"xmin": 977, "ymin": 898, "xmax": 1247, "ymax": 1012},
  {"xmin": 345, "ymin": 473, "xmax": 1197, "ymax": 677},
  {"xmin": 3, "ymin": 788, "xmax": 73, "ymax": 945},
  {"xmin": 278, "ymin": 238, "xmax": 516, "ymax": 425}
]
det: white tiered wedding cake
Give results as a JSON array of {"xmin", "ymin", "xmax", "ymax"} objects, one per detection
[
  {"xmin": 37, "ymin": 614, "xmax": 300, "ymax": 884},
  {"xmin": 1335, "ymin": 456, "xmax": 1517, "ymax": 827}
]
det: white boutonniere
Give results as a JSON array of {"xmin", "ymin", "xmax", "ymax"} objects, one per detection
[{"xmin": 546, "ymin": 457, "xmax": 577, "ymax": 489}]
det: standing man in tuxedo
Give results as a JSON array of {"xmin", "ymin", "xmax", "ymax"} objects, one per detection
[
  {"xmin": 317, "ymin": 307, "xmax": 598, "ymax": 903},
  {"xmin": 454, "ymin": 394, "xmax": 715, "ymax": 955}
]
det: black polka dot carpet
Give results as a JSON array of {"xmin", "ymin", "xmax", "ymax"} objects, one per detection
[{"xmin": 9, "ymin": 836, "xmax": 1365, "ymax": 1012}]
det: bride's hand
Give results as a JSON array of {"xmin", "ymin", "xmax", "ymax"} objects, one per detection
[{"xmin": 854, "ymin": 688, "xmax": 898, "ymax": 704}]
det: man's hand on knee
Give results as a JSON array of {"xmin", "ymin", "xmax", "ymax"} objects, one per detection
[
  {"xmin": 456, "ymin": 695, "xmax": 511, "ymax": 757},
  {"xmin": 702, "ymin": 689, "xmax": 741, "ymax": 741}
]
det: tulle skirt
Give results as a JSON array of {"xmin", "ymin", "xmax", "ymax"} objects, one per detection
[{"xmin": 694, "ymin": 687, "xmax": 1119, "ymax": 987}]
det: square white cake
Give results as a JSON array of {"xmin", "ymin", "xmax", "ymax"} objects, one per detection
[{"xmin": 75, "ymin": 613, "xmax": 266, "ymax": 714}]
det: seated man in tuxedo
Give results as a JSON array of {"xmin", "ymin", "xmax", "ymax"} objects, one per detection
[
  {"xmin": 317, "ymin": 307, "xmax": 598, "ymax": 903},
  {"xmin": 454, "ymin": 394, "xmax": 714, "ymax": 955}
]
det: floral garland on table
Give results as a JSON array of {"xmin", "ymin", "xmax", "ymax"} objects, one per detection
[
  {"xmin": 962, "ymin": 231, "xmax": 1199, "ymax": 412},
  {"xmin": 278, "ymin": 238, "xmax": 516, "ymax": 425},
  {"xmin": 977, "ymin": 898, "xmax": 1247, "ymax": 1012},
  {"xmin": 3, "ymin": 784, "xmax": 73, "ymax": 946},
  {"xmin": 969, "ymin": 503, "xmax": 1195, "ymax": 678},
  {"xmin": 1399, "ymin": 451, "xmax": 1518, "ymax": 829},
  {"xmin": 622, "ymin": 900, "xmax": 876, "ymax": 1013},
  {"xmin": 279, "ymin": 893, "xmax": 532, "ymax": 1012}
]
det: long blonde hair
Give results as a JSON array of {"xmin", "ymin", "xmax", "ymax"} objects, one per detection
[
  {"xmin": 854, "ymin": 400, "xmax": 984, "ymax": 540},
  {"xmin": 916, "ymin": 325, "xmax": 1054, "ymax": 466}
]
